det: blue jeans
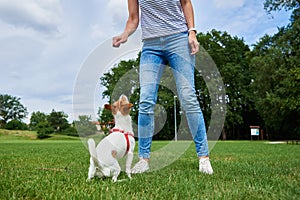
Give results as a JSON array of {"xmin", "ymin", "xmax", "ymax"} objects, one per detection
[{"xmin": 138, "ymin": 32, "xmax": 209, "ymax": 158}]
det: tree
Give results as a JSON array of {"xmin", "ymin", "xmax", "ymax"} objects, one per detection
[
  {"xmin": 61, "ymin": 123, "xmax": 78, "ymax": 137},
  {"xmin": 47, "ymin": 109, "xmax": 69, "ymax": 132},
  {"xmin": 264, "ymin": 0, "xmax": 299, "ymax": 13},
  {"xmin": 74, "ymin": 115, "xmax": 97, "ymax": 137},
  {"xmin": 29, "ymin": 111, "xmax": 47, "ymax": 130},
  {"xmin": 100, "ymin": 59, "xmax": 140, "ymax": 101},
  {"xmin": 0, "ymin": 94, "xmax": 28, "ymax": 126},
  {"xmin": 249, "ymin": 1, "xmax": 300, "ymax": 139},
  {"xmin": 98, "ymin": 107, "xmax": 113, "ymax": 126},
  {"xmin": 197, "ymin": 30, "xmax": 257, "ymax": 139},
  {"xmin": 36, "ymin": 121, "xmax": 54, "ymax": 139}
]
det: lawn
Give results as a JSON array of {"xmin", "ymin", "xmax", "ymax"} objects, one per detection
[{"xmin": 0, "ymin": 130, "xmax": 299, "ymax": 199}]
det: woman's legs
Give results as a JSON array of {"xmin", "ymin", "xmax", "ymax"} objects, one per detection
[
  {"xmin": 133, "ymin": 32, "xmax": 212, "ymax": 174},
  {"xmin": 138, "ymin": 44, "xmax": 166, "ymax": 159}
]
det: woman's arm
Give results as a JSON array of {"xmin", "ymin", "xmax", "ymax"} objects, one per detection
[
  {"xmin": 113, "ymin": 0, "xmax": 139, "ymax": 47},
  {"xmin": 180, "ymin": 0, "xmax": 199, "ymax": 55}
]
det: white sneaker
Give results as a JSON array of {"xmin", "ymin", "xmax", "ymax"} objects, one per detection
[
  {"xmin": 131, "ymin": 159, "xmax": 149, "ymax": 174},
  {"xmin": 199, "ymin": 157, "xmax": 213, "ymax": 175}
]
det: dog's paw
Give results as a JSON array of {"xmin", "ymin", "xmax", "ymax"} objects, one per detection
[
  {"xmin": 112, "ymin": 176, "xmax": 117, "ymax": 183},
  {"xmin": 86, "ymin": 177, "xmax": 93, "ymax": 182}
]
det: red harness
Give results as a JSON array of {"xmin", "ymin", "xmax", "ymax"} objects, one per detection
[{"xmin": 109, "ymin": 128, "xmax": 134, "ymax": 156}]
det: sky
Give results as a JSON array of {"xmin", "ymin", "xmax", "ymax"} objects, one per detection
[{"xmin": 0, "ymin": 0, "xmax": 292, "ymax": 123}]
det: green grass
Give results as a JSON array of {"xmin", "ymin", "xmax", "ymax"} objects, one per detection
[{"xmin": 0, "ymin": 131, "xmax": 299, "ymax": 199}]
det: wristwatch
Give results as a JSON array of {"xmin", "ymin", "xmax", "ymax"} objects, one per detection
[{"xmin": 188, "ymin": 28, "xmax": 197, "ymax": 34}]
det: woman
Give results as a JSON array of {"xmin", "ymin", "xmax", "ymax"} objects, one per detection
[{"xmin": 113, "ymin": 0, "xmax": 213, "ymax": 174}]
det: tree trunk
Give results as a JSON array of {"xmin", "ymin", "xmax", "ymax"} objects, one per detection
[{"xmin": 222, "ymin": 128, "xmax": 227, "ymax": 140}]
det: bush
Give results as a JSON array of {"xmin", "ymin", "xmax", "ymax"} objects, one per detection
[
  {"xmin": 5, "ymin": 120, "xmax": 28, "ymax": 130},
  {"xmin": 36, "ymin": 121, "xmax": 54, "ymax": 139},
  {"xmin": 61, "ymin": 126, "xmax": 78, "ymax": 137},
  {"xmin": 75, "ymin": 125, "xmax": 97, "ymax": 137}
]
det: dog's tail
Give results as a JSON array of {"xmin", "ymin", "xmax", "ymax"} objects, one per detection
[{"xmin": 88, "ymin": 138, "xmax": 97, "ymax": 161}]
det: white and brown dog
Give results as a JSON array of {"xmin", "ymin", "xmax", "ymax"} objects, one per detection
[{"xmin": 87, "ymin": 95, "xmax": 135, "ymax": 182}]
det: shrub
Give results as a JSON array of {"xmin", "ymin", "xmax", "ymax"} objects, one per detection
[
  {"xmin": 75, "ymin": 125, "xmax": 97, "ymax": 137},
  {"xmin": 36, "ymin": 121, "xmax": 54, "ymax": 139},
  {"xmin": 61, "ymin": 126, "xmax": 78, "ymax": 137},
  {"xmin": 5, "ymin": 120, "xmax": 28, "ymax": 130}
]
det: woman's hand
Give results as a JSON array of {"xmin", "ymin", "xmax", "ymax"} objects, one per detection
[
  {"xmin": 112, "ymin": 32, "xmax": 129, "ymax": 48},
  {"xmin": 112, "ymin": 0, "xmax": 139, "ymax": 48},
  {"xmin": 188, "ymin": 31, "xmax": 199, "ymax": 55}
]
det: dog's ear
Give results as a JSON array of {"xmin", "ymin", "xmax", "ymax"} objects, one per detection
[
  {"xmin": 104, "ymin": 104, "xmax": 112, "ymax": 110},
  {"xmin": 128, "ymin": 103, "xmax": 133, "ymax": 108}
]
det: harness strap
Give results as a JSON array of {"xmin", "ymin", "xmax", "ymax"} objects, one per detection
[
  {"xmin": 109, "ymin": 128, "xmax": 134, "ymax": 137},
  {"xmin": 124, "ymin": 133, "xmax": 130, "ymax": 155}
]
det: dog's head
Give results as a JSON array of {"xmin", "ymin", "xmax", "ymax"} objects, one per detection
[{"xmin": 104, "ymin": 95, "xmax": 133, "ymax": 116}]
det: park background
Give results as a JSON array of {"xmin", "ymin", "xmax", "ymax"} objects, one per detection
[{"xmin": 1, "ymin": 0, "xmax": 299, "ymax": 141}]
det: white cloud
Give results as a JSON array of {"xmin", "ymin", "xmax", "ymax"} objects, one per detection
[
  {"xmin": 0, "ymin": 0, "xmax": 62, "ymax": 34},
  {"xmin": 199, "ymin": 0, "xmax": 291, "ymax": 45},
  {"xmin": 213, "ymin": 0, "xmax": 245, "ymax": 9}
]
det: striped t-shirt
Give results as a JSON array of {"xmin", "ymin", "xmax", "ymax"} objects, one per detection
[{"xmin": 138, "ymin": 0, "xmax": 188, "ymax": 39}]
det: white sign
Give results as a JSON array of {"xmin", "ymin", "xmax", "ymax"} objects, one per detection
[{"xmin": 251, "ymin": 128, "xmax": 259, "ymax": 136}]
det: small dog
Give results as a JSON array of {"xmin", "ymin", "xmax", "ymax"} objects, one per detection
[{"xmin": 87, "ymin": 95, "xmax": 135, "ymax": 182}]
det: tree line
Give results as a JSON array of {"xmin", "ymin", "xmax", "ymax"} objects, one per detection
[{"xmin": 0, "ymin": 94, "xmax": 98, "ymax": 139}]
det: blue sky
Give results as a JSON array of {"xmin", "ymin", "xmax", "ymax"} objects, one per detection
[{"xmin": 0, "ymin": 0, "xmax": 292, "ymax": 122}]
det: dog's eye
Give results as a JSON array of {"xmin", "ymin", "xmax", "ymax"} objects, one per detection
[{"xmin": 111, "ymin": 105, "xmax": 118, "ymax": 115}]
